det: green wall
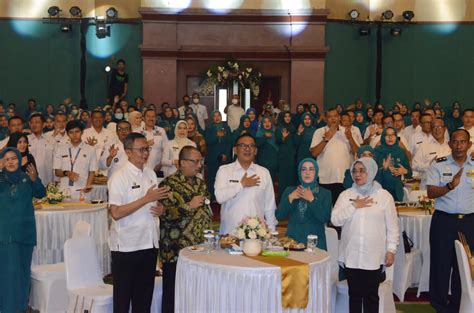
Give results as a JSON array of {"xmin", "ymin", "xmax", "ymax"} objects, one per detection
[
  {"xmin": 324, "ymin": 21, "xmax": 474, "ymax": 110},
  {"xmin": 0, "ymin": 20, "xmax": 142, "ymax": 112}
]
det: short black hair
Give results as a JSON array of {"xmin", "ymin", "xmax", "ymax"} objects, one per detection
[
  {"xmin": 179, "ymin": 145, "xmax": 200, "ymax": 162},
  {"xmin": 450, "ymin": 128, "xmax": 470, "ymax": 141},
  {"xmin": 8, "ymin": 115, "xmax": 24, "ymax": 125},
  {"xmin": 124, "ymin": 133, "xmax": 146, "ymax": 150},
  {"xmin": 54, "ymin": 111, "xmax": 66, "ymax": 118},
  {"xmin": 235, "ymin": 133, "xmax": 256, "ymax": 146},
  {"xmin": 373, "ymin": 109, "xmax": 385, "ymax": 116},
  {"xmin": 28, "ymin": 98, "xmax": 36, "ymax": 103},
  {"xmin": 66, "ymin": 120, "xmax": 84, "ymax": 132},
  {"xmin": 144, "ymin": 108, "xmax": 156, "ymax": 116},
  {"xmin": 117, "ymin": 59, "xmax": 126, "ymax": 65},
  {"xmin": 462, "ymin": 108, "xmax": 473, "ymax": 116},
  {"xmin": 420, "ymin": 113, "xmax": 433, "ymax": 120},
  {"xmin": 116, "ymin": 120, "xmax": 131, "ymax": 131},
  {"xmin": 91, "ymin": 110, "xmax": 104, "ymax": 118},
  {"xmin": 29, "ymin": 113, "xmax": 45, "ymax": 122},
  {"xmin": 135, "ymin": 96, "xmax": 144, "ymax": 102},
  {"xmin": 410, "ymin": 109, "xmax": 421, "ymax": 115}
]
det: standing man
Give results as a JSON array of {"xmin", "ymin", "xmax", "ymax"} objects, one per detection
[
  {"xmin": 363, "ymin": 109, "xmax": 384, "ymax": 147},
  {"xmin": 215, "ymin": 133, "xmax": 277, "ymax": 234},
  {"xmin": 409, "ymin": 113, "xmax": 433, "ymax": 157},
  {"xmin": 27, "ymin": 113, "xmax": 55, "ymax": 185},
  {"xmin": 108, "ymin": 59, "xmax": 129, "ymax": 102},
  {"xmin": 139, "ymin": 109, "xmax": 168, "ymax": 180},
  {"xmin": 427, "ymin": 129, "xmax": 473, "ymax": 313},
  {"xmin": 0, "ymin": 116, "xmax": 25, "ymax": 150},
  {"xmin": 311, "ymin": 108, "xmax": 359, "ymax": 205},
  {"xmin": 159, "ymin": 146, "xmax": 212, "ymax": 313},
  {"xmin": 190, "ymin": 93, "xmax": 208, "ymax": 131},
  {"xmin": 177, "ymin": 95, "xmax": 191, "ymax": 119},
  {"xmin": 82, "ymin": 110, "xmax": 116, "ymax": 166},
  {"xmin": 45, "ymin": 111, "xmax": 68, "ymax": 147},
  {"xmin": 108, "ymin": 132, "xmax": 170, "ymax": 313},
  {"xmin": 225, "ymin": 94, "xmax": 245, "ymax": 132},
  {"xmin": 23, "ymin": 98, "xmax": 39, "ymax": 121},
  {"xmin": 99, "ymin": 121, "xmax": 131, "ymax": 177},
  {"xmin": 53, "ymin": 120, "xmax": 97, "ymax": 200}
]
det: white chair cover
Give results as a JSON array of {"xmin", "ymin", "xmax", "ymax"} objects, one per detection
[
  {"xmin": 72, "ymin": 220, "xmax": 92, "ymax": 238},
  {"xmin": 454, "ymin": 240, "xmax": 474, "ymax": 313}
]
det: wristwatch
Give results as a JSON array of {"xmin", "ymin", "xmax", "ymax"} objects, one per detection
[
  {"xmin": 446, "ymin": 182, "xmax": 453, "ymax": 190},
  {"xmin": 63, "ymin": 170, "xmax": 69, "ymax": 177}
]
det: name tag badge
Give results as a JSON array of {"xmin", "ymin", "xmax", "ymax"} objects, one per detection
[
  {"xmin": 443, "ymin": 173, "xmax": 452, "ymax": 177},
  {"xmin": 131, "ymin": 183, "xmax": 141, "ymax": 189},
  {"xmin": 229, "ymin": 180, "xmax": 239, "ymax": 183},
  {"xmin": 416, "ymin": 141, "xmax": 423, "ymax": 145},
  {"xmin": 62, "ymin": 155, "xmax": 68, "ymax": 158},
  {"xmin": 429, "ymin": 152, "xmax": 436, "ymax": 155}
]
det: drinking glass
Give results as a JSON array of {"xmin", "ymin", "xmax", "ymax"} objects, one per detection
[
  {"xmin": 306, "ymin": 235, "xmax": 318, "ymax": 254},
  {"xmin": 203, "ymin": 229, "xmax": 215, "ymax": 254}
]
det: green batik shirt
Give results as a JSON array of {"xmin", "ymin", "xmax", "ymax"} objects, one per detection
[{"xmin": 159, "ymin": 170, "xmax": 212, "ymax": 263}]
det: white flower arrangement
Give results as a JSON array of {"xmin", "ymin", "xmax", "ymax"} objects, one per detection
[
  {"xmin": 235, "ymin": 216, "xmax": 270, "ymax": 240},
  {"xmin": 45, "ymin": 183, "xmax": 65, "ymax": 203}
]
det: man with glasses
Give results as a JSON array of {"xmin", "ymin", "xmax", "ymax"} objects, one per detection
[
  {"xmin": 108, "ymin": 132, "xmax": 170, "ymax": 313},
  {"xmin": 409, "ymin": 113, "xmax": 433, "ymax": 156},
  {"xmin": 99, "ymin": 120, "xmax": 131, "ymax": 177},
  {"xmin": 413, "ymin": 118, "xmax": 451, "ymax": 189},
  {"xmin": 215, "ymin": 133, "xmax": 277, "ymax": 234},
  {"xmin": 427, "ymin": 129, "xmax": 474, "ymax": 313},
  {"xmin": 158, "ymin": 145, "xmax": 212, "ymax": 313}
]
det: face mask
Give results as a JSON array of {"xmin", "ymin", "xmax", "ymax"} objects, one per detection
[
  {"xmin": 184, "ymin": 100, "xmax": 190, "ymax": 105},
  {"xmin": 115, "ymin": 113, "xmax": 123, "ymax": 120},
  {"xmin": 193, "ymin": 98, "xmax": 199, "ymax": 104},
  {"xmin": 283, "ymin": 105, "xmax": 290, "ymax": 111},
  {"xmin": 72, "ymin": 110, "xmax": 79, "ymax": 116},
  {"xmin": 232, "ymin": 99, "xmax": 239, "ymax": 105}
]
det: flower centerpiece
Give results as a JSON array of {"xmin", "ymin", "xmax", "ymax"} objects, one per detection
[
  {"xmin": 418, "ymin": 194, "xmax": 434, "ymax": 214},
  {"xmin": 45, "ymin": 183, "xmax": 65, "ymax": 204},
  {"xmin": 198, "ymin": 59, "xmax": 262, "ymax": 97},
  {"xmin": 235, "ymin": 216, "xmax": 270, "ymax": 256}
]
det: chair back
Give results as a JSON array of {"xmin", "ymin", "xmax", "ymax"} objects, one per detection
[
  {"xmin": 394, "ymin": 223, "xmax": 407, "ymax": 267},
  {"xmin": 325, "ymin": 227, "xmax": 339, "ymax": 276},
  {"xmin": 455, "ymin": 240, "xmax": 473, "ymax": 294},
  {"xmin": 72, "ymin": 220, "xmax": 91, "ymax": 238},
  {"xmin": 63, "ymin": 236, "xmax": 103, "ymax": 290}
]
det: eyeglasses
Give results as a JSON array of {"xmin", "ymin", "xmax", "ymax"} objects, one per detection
[
  {"xmin": 4, "ymin": 156, "xmax": 18, "ymax": 162},
  {"xmin": 128, "ymin": 146, "xmax": 151, "ymax": 153},
  {"xmin": 236, "ymin": 143, "xmax": 257, "ymax": 150},
  {"xmin": 432, "ymin": 125, "xmax": 445, "ymax": 130},
  {"xmin": 117, "ymin": 127, "xmax": 130, "ymax": 132},
  {"xmin": 351, "ymin": 169, "xmax": 367, "ymax": 174},
  {"xmin": 183, "ymin": 158, "xmax": 204, "ymax": 165}
]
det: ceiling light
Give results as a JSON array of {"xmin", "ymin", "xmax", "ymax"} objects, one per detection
[
  {"xmin": 60, "ymin": 24, "xmax": 72, "ymax": 32},
  {"xmin": 402, "ymin": 10, "xmax": 415, "ymax": 22},
  {"xmin": 104, "ymin": 66, "xmax": 111, "ymax": 73},
  {"xmin": 69, "ymin": 6, "xmax": 82, "ymax": 18},
  {"xmin": 349, "ymin": 10, "xmax": 360, "ymax": 21},
  {"xmin": 106, "ymin": 7, "xmax": 118, "ymax": 19},
  {"xmin": 359, "ymin": 27, "xmax": 371, "ymax": 36},
  {"xmin": 47, "ymin": 6, "xmax": 61, "ymax": 17},
  {"xmin": 390, "ymin": 27, "xmax": 402, "ymax": 36},
  {"xmin": 381, "ymin": 10, "xmax": 394, "ymax": 21}
]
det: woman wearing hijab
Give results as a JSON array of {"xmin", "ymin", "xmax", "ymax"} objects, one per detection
[
  {"xmin": 7, "ymin": 132, "xmax": 36, "ymax": 172},
  {"xmin": 343, "ymin": 145, "xmax": 377, "ymax": 189},
  {"xmin": 331, "ymin": 157, "xmax": 399, "ymax": 313},
  {"xmin": 186, "ymin": 114, "xmax": 206, "ymax": 157},
  {"xmin": 205, "ymin": 111, "xmax": 231, "ymax": 198},
  {"xmin": 276, "ymin": 158, "xmax": 332, "ymax": 249},
  {"xmin": 245, "ymin": 108, "xmax": 259, "ymax": 133},
  {"xmin": 158, "ymin": 107, "xmax": 178, "ymax": 139},
  {"xmin": 275, "ymin": 111, "xmax": 297, "ymax": 197},
  {"xmin": 294, "ymin": 112, "xmax": 316, "ymax": 164},
  {"xmin": 128, "ymin": 110, "xmax": 143, "ymax": 132},
  {"xmin": 231, "ymin": 115, "xmax": 255, "ymax": 145},
  {"xmin": 446, "ymin": 107, "xmax": 463, "ymax": 134},
  {"xmin": 374, "ymin": 127, "xmax": 412, "ymax": 201},
  {"xmin": 353, "ymin": 110, "xmax": 369, "ymax": 135},
  {"xmin": 256, "ymin": 116, "xmax": 279, "ymax": 180},
  {"xmin": 161, "ymin": 120, "xmax": 196, "ymax": 178},
  {"xmin": 0, "ymin": 147, "xmax": 46, "ymax": 313}
]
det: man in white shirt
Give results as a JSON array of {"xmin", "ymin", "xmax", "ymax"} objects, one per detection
[
  {"xmin": 311, "ymin": 108, "xmax": 359, "ymax": 205},
  {"xmin": 409, "ymin": 113, "xmax": 433, "ymax": 156},
  {"xmin": 363, "ymin": 109, "xmax": 384, "ymax": 147},
  {"xmin": 177, "ymin": 94, "xmax": 191, "ymax": 119},
  {"xmin": 460, "ymin": 108, "xmax": 474, "ymax": 157},
  {"xmin": 53, "ymin": 120, "xmax": 98, "ymax": 200},
  {"xmin": 401, "ymin": 109, "xmax": 421, "ymax": 138},
  {"xmin": 413, "ymin": 118, "xmax": 451, "ymax": 189},
  {"xmin": 139, "ymin": 109, "xmax": 168, "ymax": 179},
  {"xmin": 45, "ymin": 112, "xmax": 68, "ymax": 148},
  {"xmin": 341, "ymin": 111, "xmax": 364, "ymax": 146},
  {"xmin": 215, "ymin": 133, "xmax": 278, "ymax": 234},
  {"xmin": 82, "ymin": 110, "xmax": 116, "ymax": 165},
  {"xmin": 190, "ymin": 93, "xmax": 208, "ymax": 130},
  {"xmin": 99, "ymin": 120, "xmax": 131, "ymax": 177},
  {"xmin": 27, "ymin": 113, "xmax": 55, "ymax": 185},
  {"xmin": 0, "ymin": 116, "xmax": 24, "ymax": 150},
  {"xmin": 225, "ymin": 94, "xmax": 245, "ymax": 132},
  {"xmin": 108, "ymin": 132, "xmax": 170, "ymax": 313}
]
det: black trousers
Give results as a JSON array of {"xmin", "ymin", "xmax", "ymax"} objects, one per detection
[
  {"xmin": 111, "ymin": 248, "xmax": 158, "ymax": 313},
  {"xmin": 344, "ymin": 266, "xmax": 383, "ymax": 313},
  {"xmin": 162, "ymin": 262, "xmax": 177, "ymax": 313},
  {"xmin": 429, "ymin": 211, "xmax": 474, "ymax": 313},
  {"xmin": 319, "ymin": 183, "xmax": 344, "ymax": 206}
]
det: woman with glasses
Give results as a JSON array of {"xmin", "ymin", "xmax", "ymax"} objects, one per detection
[
  {"xmin": 332, "ymin": 157, "xmax": 399, "ymax": 313},
  {"xmin": 374, "ymin": 127, "xmax": 412, "ymax": 201},
  {"xmin": 343, "ymin": 145, "xmax": 378, "ymax": 190},
  {"xmin": 162, "ymin": 120, "xmax": 196, "ymax": 178},
  {"xmin": 276, "ymin": 158, "xmax": 331, "ymax": 249}
]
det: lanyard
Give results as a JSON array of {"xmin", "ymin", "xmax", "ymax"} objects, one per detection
[{"xmin": 68, "ymin": 147, "xmax": 81, "ymax": 186}]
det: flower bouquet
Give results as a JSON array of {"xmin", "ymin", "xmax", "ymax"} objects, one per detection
[
  {"xmin": 418, "ymin": 194, "xmax": 434, "ymax": 215},
  {"xmin": 45, "ymin": 183, "xmax": 65, "ymax": 204},
  {"xmin": 235, "ymin": 216, "xmax": 270, "ymax": 256}
]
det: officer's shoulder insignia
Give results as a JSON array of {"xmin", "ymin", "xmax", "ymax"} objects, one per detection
[{"xmin": 436, "ymin": 156, "xmax": 447, "ymax": 163}]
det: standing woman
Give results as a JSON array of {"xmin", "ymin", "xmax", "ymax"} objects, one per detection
[
  {"xmin": 374, "ymin": 127, "xmax": 412, "ymax": 202},
  {"xmin": 275, "ymin": 111, "xmax": 297, "ymax": 197},
  {"xmin": 294, "ymin": 112, "xmax": 316, "ymax": 165},
  {"xmin": 256, "ymin": 116, "xmax": 279, "ymax": 180},
  {"xmin": 0, "ymin": 147, "xmax": 46, "ymax": 313},
  {"xmin": 245, "ymin": 108, "xmax": 259, "ymax": 133},
  {"xmin": 331, "ymin": 157, "xmax": 399, "ymax": 313},
  {"xmin": 231, "ymin": 115, "xmax": 255, "ymax": 145},
  {"xmin": 7, "ymin": 132, "xmax": 36, "ymax": 172},
  {"xmin": 161, "ymin": 120, "xmax": 196, "ymax": 178},
  {"xmin": 276, "ymin": 158, "xmax": 332, "ymax": 249},
  {"xmin": 186, "ymin": 114, "xmax": 206, "ymax": 157},
  {"xmin": 205, "ymin": 111, "xmax": 231, "ymax": 199}
]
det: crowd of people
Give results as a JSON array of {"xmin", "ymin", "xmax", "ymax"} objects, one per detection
[{"xmin": 0, "ymin": 93, "xmax": 473, "ymax": 313}]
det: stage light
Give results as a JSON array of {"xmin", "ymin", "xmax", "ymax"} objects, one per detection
[
  {"xmin": 381, "ymin": 10, "xmax": 394, "ymax": 21},
  {"xmin": 47, "ymin": 6, "xmax": 61, "ymax": 17},
  {"xmin": 402, "ymin": 10, "xmax": 415, "ymax": 22},
  {"xmin": 349, "ymin": 9, "xmax": 360, "ymax": 20},
  {"xmin": 391, "ymin": 27, "xmax": 402, "ymax": 36},
  {"xmin": 60, "ymin": 24, "xmax": 72, "ymax": 32},
  {"xmin": 69, "ymin": 6, "xmax": 82, "ymax": 18},
  {"xmin": 95, "ymin": 17, "xmax": 110, "ymax": 39},
  {"xmin": 359, "ymin": 27, "xmax": 371, "ymax": 36},
  {"xmin": 106, "ymin": 7, "xmax": 118, "ymax": 19},
  {"xmin": 105, "ymin": 66, "xmax": 111, "ymax": 73}
]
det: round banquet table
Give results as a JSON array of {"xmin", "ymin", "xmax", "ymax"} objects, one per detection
[
  {"xmin": 175, "ymin": 248, "xmax": 332, "ymax": 313},
  {"xmin": 32, "ymin": 202, "xmax": 110, "ymax": 275}
]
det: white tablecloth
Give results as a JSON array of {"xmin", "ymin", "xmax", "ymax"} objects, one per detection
[
  {"xmin": 90, "ymin": 184, "xmax": 108, "ymax": 201},
  {"xmin": 32, "ymin": 202, "xmax": 110, "ymax": 275},
  {"xmin": 175, "ymin": 248, "xmax": 332, "ymax": 313},
  {"xmin": 399, "ymin": 211, "xmax": 432, "ymax": 296}
]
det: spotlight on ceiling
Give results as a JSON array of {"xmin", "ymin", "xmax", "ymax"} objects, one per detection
[
  {"xmin": 60, "ymin": 24, "xmax": 72, "ymax": 33},
  {"xmin": 47, "ymin": 6, "xmax": 61, "ymax": 17},
  {"xmin": 402, "ymin": 10, "xmax": 415, "ymax": 22},
  {"xmin": 69, "ymin": 6, "xmax": 82, "ymax": 18},
  {"xmin": 390, "ymin": 27, "xmax": 402, "ymax": 36},
  {"xmin": 106, "ymin": 7, "xmax": 118, "ymax": 19},
  {"xmin": 359, "ymin": 27, "xmax": 371, "ymax": 36},
  {"xmin": 348, "ymin": 9, "xmax": 360, "ymax": 21},
  {"xmin": 95, "ymin": 17, "xmax": 110, "ymax": 39},
  {"xmin": 381, "ymin": 10, "xmax": 394, "ymax": 21},
  {"xmin": 104, "ymin": 65, "xmax": 111, "ymax": 73}
]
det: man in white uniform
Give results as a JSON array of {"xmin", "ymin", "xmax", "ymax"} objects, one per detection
[
  {"xmin": 190, "ymin": 93, "xmax": 208, "ymax": 131},
  {"xmin": 409, "ymin": 113, "xmax": 433, "ymax": 156},
  {"xmin": 215, "ymin": 133, "xmax": 277, "ymax": 234},
  {"xmin": 27, "ymin": 113, "xmax": 55, "ymax": 185},
  {"xmin": 108, "ymin": 132, "xmax": 170, "ymax": 313},
  {"xmin": 82, "ymin": 110, "xmax": 116, "ymax": 165},
  {"xmin": 99, "ymin": 120, "xmax": 131, "ymax": 177},
  {"xmin": 0, "ymin": 116, "xmax": 24, "ymax": 150}
]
